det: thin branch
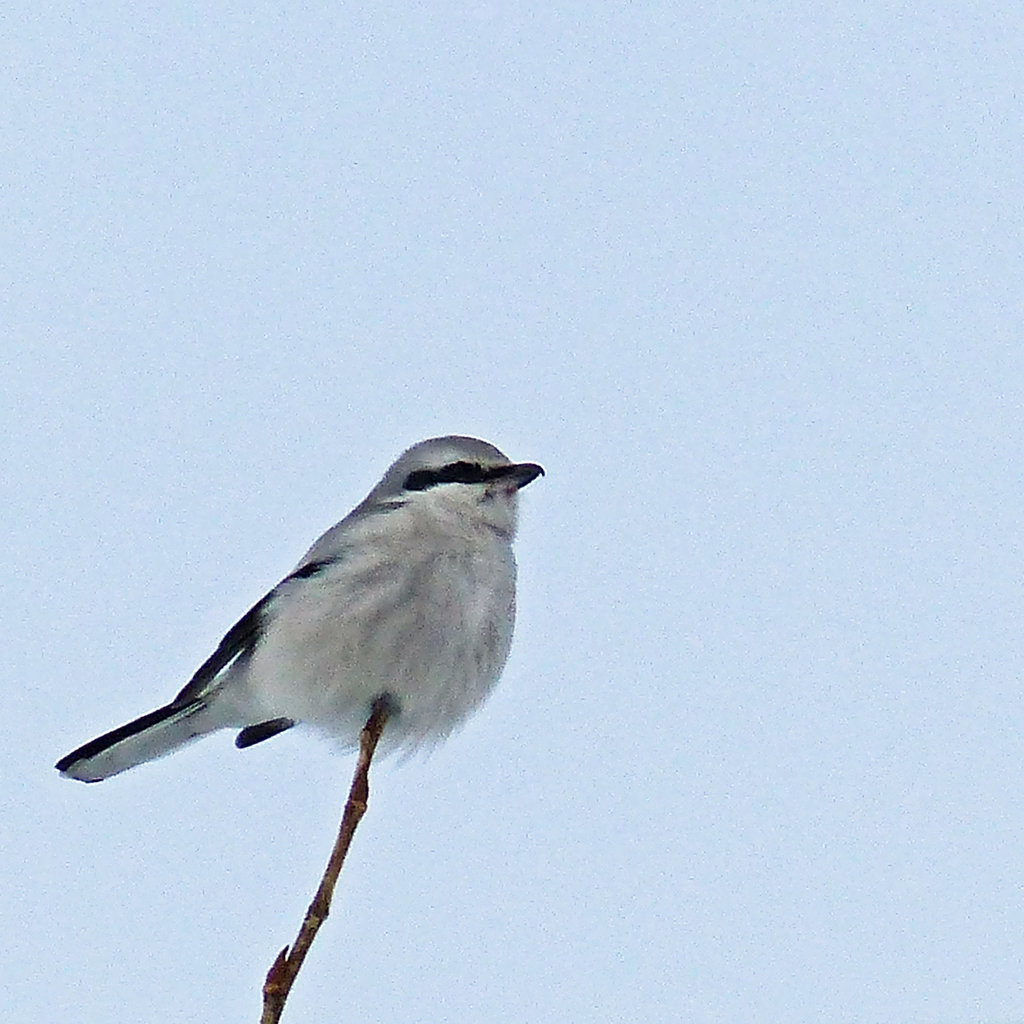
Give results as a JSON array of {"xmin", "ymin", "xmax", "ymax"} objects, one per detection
[{"xmin": 260, "ymin": 697, "xmax": 392, "ymax": 1024}]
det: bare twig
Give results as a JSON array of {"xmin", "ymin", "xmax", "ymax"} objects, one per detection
[{"xmin": 259, "ymin": 697, "xmax": 392, "ymax": 1024}]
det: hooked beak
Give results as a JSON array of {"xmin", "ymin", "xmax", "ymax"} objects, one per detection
[{"xmin": 506, "ymin": 462, "xmax": 544, "ymax": 489}]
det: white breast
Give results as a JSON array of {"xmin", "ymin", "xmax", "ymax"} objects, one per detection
[{"xmin": 237, "ymin": 507, "xmax": 518, "ymax": 752}]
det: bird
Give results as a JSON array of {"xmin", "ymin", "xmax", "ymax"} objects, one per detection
[{"xmin": 56, "ymin": 436, "xmax": 543, "ymax": 782}]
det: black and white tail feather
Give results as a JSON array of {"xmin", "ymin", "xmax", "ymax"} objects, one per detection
[
  {"xmin": 55, "ymin": 594, "xmax": 281, "ymax": 781},
  {"xmin": 56, "ymin": 436, "xmax": 542, "ymax": 782}
]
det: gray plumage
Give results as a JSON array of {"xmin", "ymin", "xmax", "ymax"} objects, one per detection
[{"xmin": 57, "ymin": 436, "xmax": 543, "ymax": 782}]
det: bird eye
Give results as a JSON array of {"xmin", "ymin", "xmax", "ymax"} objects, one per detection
[
  {"xmin": 403, "ymin": 469, "xmax": 436, "ymax": 491},
  {"xmin": 445, "ymin": 461, "xmax": 487, "ymax": 483}
]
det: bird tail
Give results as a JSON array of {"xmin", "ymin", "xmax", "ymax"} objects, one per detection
[{"xmin": 56, "ymin": 697, "xmax": 232, "ymax": 783}]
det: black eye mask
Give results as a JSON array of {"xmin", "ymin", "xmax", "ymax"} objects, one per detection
[{"xmin": 403, "ymin": 460, "xmax": 514, "ymax": 491}]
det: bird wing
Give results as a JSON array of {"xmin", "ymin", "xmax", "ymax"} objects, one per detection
[
  {"xmin": 171, "ymin": 598, "xmax": 267, "ymax": 703},
  {"xmin": 172, "ymin": 558, "xmax": 339, "ymax": 704}
]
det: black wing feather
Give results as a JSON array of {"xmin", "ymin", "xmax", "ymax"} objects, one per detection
[
  {"xmin": 172, "ymin": 559, "xmax": 337, "ymax": 705},
  {"xmin": 235, "ymin": 717, "xmax": 295, "ymax": 748},
  {"xmin": 172, "ymin": 599, "xmax": 267, "ymax": 703}
]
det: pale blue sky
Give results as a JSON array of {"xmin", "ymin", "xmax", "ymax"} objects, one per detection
[{"xmin": 5, "ymin": 3, "xmax": 1024, "ymax": 1022}]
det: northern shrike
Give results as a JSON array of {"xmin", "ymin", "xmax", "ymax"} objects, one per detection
[{"xmin": 56, "ymin": 436, "xmax": 543, "ymax": 782}]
